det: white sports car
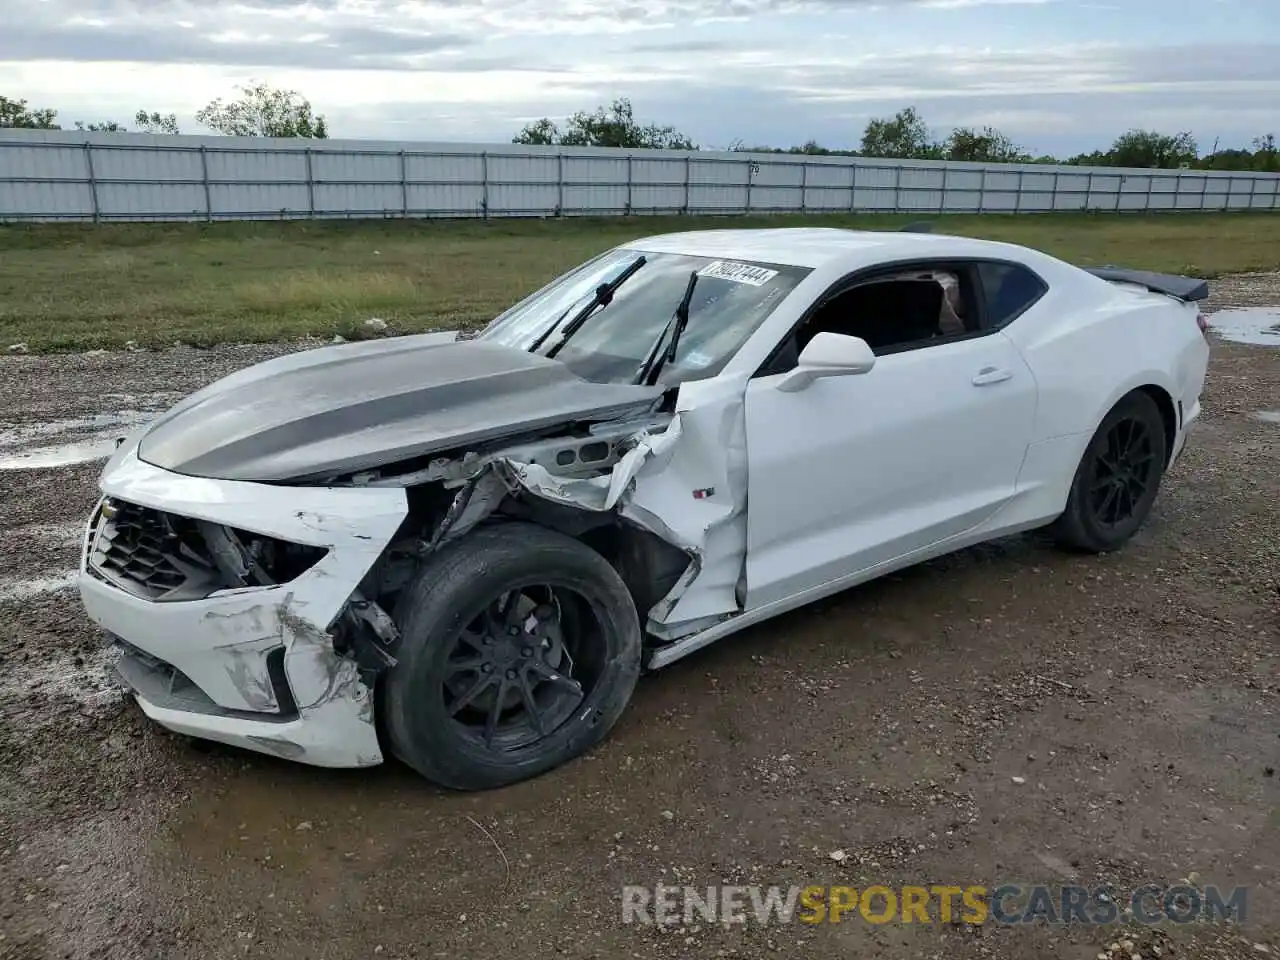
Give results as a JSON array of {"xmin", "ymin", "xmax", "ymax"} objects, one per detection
[{"xmin": 77, "ymin": 226, "xmax": 1211, "ymax": 789}]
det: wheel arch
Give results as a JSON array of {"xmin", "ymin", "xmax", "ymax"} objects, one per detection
[
  {"xmin": 492, "ymin": 499, "xmax": 690, "ymax": 632},
  {"xmin": 1134, "ymin": 383, "xmax": 1178, "ymax": 467},
  {"xmin": 1086, "ymin": 374, "xmax": 1179, "ymax": 460}
]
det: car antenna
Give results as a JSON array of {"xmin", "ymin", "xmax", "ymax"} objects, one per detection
[{"xmin": 638, "ymin": 270, "xmax": 699, "ymax": 387}]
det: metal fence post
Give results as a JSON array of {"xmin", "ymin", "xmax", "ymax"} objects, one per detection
[
  {"xmin": 625, "ymin": 154, "xmax": 633, "ymax": 215},
  {"xmin": 399, "ymin": 150, "xmax": 408, "ymax": 217},
  {"xmin": 848, "ymin": 162, "xmax": 857, "ymax": 212},
  {"xmin": 557, "ymin": 153, "xmax": 564, "ymax": 216},
  {"xmin": 1247, "ymin": 174, "xmax": 1258, "ymax": 211},
  {"xmin": 745, "ymin": 157, "xmax": 753, "ymax": 213},
  {"xmin": 1145, "ymin": 172, "xmax": 1154, "ymax": 211},
  {"xmin": 1200, "ymin": 175, "xmax": 1208, "ymax": 212},
  {"xmin": 480, "ymin": 151, "xmax": 489, "ymax": 218},
  {"xmin": 1014, "ymin": 169, "xmax": 1025, "ymax": 214},
  {"xmin": 1114, "ymin": 175, "xmax": 1122, "ymax": 213},
  {"xmin": 1050, "ymin": 170, "xmax": 1060, "ymax": 212},
  {"xmin": 799, "ymin": 161, "xmax": 808, "ymax": 212},
  {"xmin": 83, "ymin": 141, "xmax": 100, "ymax": 223},
  {"xmin": 1085, "ymin": 170, "xmax": 1094, "ymax": 210},
  {"xmin": 893, "ymin": 165, "xmax": 902, "ymax": 213},
  {"xmin": 682, "ymin": 154, "xmax": 691, "ymax": 215},
  {"xmin": 199, "ymin": 144, "xmax": 212, "ymax": 222},
  {"xmin": 304, "ymin": 146, "xmax": 315, "ymax": 218},
  {"xmin": 978, "ymin": 168, "xmax": 987, "ymax": 213}
]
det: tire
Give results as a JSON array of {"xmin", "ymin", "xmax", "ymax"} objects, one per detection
[
  {"xmin": 1049, "ymin": 390, "xmax": 1169, "ymax": 553},
  {"xmin": 383, "ymin": 521, "xmax": 642, "ymax": 790}
]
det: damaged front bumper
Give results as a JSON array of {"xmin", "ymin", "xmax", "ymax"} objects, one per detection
[{"xmin": 77, "ymin": 441, "xmax": 408, "ymax": 768}]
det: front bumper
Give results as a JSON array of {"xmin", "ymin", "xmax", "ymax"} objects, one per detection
[{"xmin": 78, "ymin": 440, "xmax": 408, "ymax": 768}]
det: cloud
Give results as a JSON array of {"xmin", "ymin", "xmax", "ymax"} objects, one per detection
[
  {"xmin": 11, "ymin": 0, "xmax": 1055, "ymax": 61},
  {"xmin": 2, "ymin": 0, "xmax": 1277, "ymax": 154},
  {"xmin": 11, "ymin": 2, "xmax": 474, "ymax": 69}
]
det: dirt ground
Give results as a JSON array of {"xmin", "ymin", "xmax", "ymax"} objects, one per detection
[{"xmin": 0, "ymin": 281, "xmax": 1277, "ymax": 960}]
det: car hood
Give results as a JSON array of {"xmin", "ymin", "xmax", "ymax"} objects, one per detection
[{"xmin": 136, "ymin": 332, "xmax": 664, "ymax": 482}]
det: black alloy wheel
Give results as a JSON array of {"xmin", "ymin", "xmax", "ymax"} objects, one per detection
[
  {"xmin": 442, "ymin": 585, "xmax": 597, "ymax": 752},
  {"xmin": 384, "ymin": 522, "xmax": 642, "ymax": 790},
  {"xmin": 1087, "ymin": 414, "xmax": 1158, "ymax": 531},
  {"xmin": 1049, "ymin": 389, "xmax": 1169, "ymax": 553}
]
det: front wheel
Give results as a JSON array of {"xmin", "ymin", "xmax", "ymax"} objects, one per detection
[
  {"xmin": 1049, "ymin": 390, "xmax": 1169, "ymax": 553},
  {"xmin": 383, "ymin": 522, "xmax": 642, "ymax": 790}
]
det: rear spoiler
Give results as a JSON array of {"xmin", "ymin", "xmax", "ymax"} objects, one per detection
[{"xmin": 1084, "ymin": 266, "xmax": 1209, "ymax": 303}]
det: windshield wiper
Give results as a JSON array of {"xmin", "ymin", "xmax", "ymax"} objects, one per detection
[
  {"xmin": 530, "ymin": 255, "xmax": 647, "ymax": 358},
  {"xmin": 636, "ymin": 270, "xmax": 698, "ymax": 387}
]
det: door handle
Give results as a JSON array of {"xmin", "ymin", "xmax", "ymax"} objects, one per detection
[{"xmin": 972, "ymin": 366, "xmax": 1013, "ymax": 386}]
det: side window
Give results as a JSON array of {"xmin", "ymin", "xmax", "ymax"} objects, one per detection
[
  {"xmin": 760, "ymin": 267, "xmax": 978, "ymax": 376},
  {"xmin": 977, "ymin": 262, "xmax": 1046, "ymax": 329}
]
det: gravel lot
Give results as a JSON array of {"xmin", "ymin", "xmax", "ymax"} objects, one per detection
[{"xmin": 1, "ymin": 279, "xmax": 1276, "ymax": 960}]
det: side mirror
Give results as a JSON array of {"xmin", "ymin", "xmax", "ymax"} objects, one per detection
[{"xmin": 775, "ymin": 332, "xmax": 876, "ymax": 393}]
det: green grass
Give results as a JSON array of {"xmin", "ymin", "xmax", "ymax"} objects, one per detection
[{"xmin": 2, "ymin": 211, "xmax": 1279, "ymax": 352}]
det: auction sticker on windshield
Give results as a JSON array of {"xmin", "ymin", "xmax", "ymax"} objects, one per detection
[{"xmin": 697, "ymin": 261, "xmax": 779, "ymax": 286}]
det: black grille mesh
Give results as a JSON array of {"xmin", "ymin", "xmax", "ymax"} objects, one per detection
[
  {"xmin": 88, "ymin": 500, "xmax": 223, "ymax": 601},
  {"xmin": 87, "ymin": 499, "xmax": 329, "ymax": 602}
]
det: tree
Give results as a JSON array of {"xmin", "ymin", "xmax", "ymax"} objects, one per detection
[
  {"xmin": 1252, "ymin": 134, "xmax": 1278, "ymax": 172},
  {"xmin": 0, "ymin": 95, "xmax": 60, "ymax": 129},
  {"xmin": 196, "ymin": 82, "xmax": 328, "ymax": 138},
  {"xmin": 1107, "ymin": 129, "xmax": 1198, "ymax": 169},
  {"xmin": 512, "ymin": 117, "xmax": 558, "ymax": 145},
  {"xmin": 75, "ymin": 120, "xmax": 126, "ymax": 132},
  {"xmin": 1197, "ymin": 147, "xmax": 1253, "ymax": 171},
  {"xmin": 513, "ymin": 98, "xmax": 696, "ymax": 150},
  {"xmin": 860, "ymin": 107, "xmax": 941, "ymax": 160},
  {"xmin": 1065, "ymin": 149, "xmax": 1110, "ymax": 166},
  {"xmin": 135, "ymin": 110, "xmax": 180, "ymax": 134},
  {"xmin": 943, "ymin": 126, "xmax": 1030, "ymax": 163}
]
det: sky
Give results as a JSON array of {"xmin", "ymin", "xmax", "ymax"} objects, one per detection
[{"xmin": 2, "ymin": 0, "xmax": 1278, "ymax": 157}]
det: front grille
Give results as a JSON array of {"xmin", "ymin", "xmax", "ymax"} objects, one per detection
[
  {"xmin": 86, "ymin": 498, "xmax": 329, "ymax": 603},
  {"xmin": 88, "ymin": 500, "xmax": 225, "ymax": 601}
]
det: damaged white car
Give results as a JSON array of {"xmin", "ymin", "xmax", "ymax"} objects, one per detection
[{"xmin": 78, "ymin": 226, "xmax": 1211, "ymax": 790}]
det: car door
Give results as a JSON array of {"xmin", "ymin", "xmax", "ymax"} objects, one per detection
[{"xmin": 742, "ymin": 324, "xmax": 1037, "ymax": 612}]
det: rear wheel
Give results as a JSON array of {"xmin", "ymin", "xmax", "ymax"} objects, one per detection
[
  {"xmin": 383, "ymin": 522, "xmax": 641, "ymax": 790},
  {"xmin": 1050, "ymin": 390, "xmax": 1169, "ymax": 553}
]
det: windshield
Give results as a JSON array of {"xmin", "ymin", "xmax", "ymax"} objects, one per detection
[{"xmin": 478, "ymin": 249, "xmax": 811, "ymax": 385}]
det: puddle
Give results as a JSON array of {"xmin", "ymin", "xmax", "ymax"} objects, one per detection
[
  {"xmin": 0, "ymin": 570, "xmax": 78, "ymax": 602},
  {"xmin": 0, "ymin": 410, "xmax": 153, "ymax": 443},
  {"xmin": 0, "ymin": 437, "xmax": 121, "ymax": 470},
  {"xmin": 0, "ymin": 409, "xmax": 153, "ymax": 470},
  {"xmin": 1254, "ymin": 410, "xmax": 1280, "ymax": 425},
  {"xmin": 1206, "ymin": 307, "xmax": 1280, "ymax": 346}
]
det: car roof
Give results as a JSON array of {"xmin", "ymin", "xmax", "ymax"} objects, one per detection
[{"xmin": 619, "ymin": 226, "xmax": 1043, "ymax": 271}]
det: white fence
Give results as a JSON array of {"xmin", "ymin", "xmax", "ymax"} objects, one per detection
[{"xmin": 2, "ymin": 129, "xmax": 1278, "ymax": 223}]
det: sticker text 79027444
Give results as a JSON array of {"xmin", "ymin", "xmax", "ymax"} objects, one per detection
[{"xmin": 696, "ymin": 261, "xmax": 779, "ymax": 287}]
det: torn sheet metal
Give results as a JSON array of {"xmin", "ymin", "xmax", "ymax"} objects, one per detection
[
  {"xmin": 501, "ymin": 373, "xmax": 752, "ymax": 634},
  {"xmin": 623, "ymin": 375, "xmax": 750, "ymax": 627},
  {"xmin": 501, "ymin": 427, "xmax": 676, "ymax": 515},
  {"xmin": 431, "ymin": 468, "xmax": 513, "ymax": 546}
]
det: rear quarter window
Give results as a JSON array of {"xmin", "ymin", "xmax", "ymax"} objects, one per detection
[{"xmin": 978, "ymin": 262, "xmax": 1047, "ymax": 328}]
